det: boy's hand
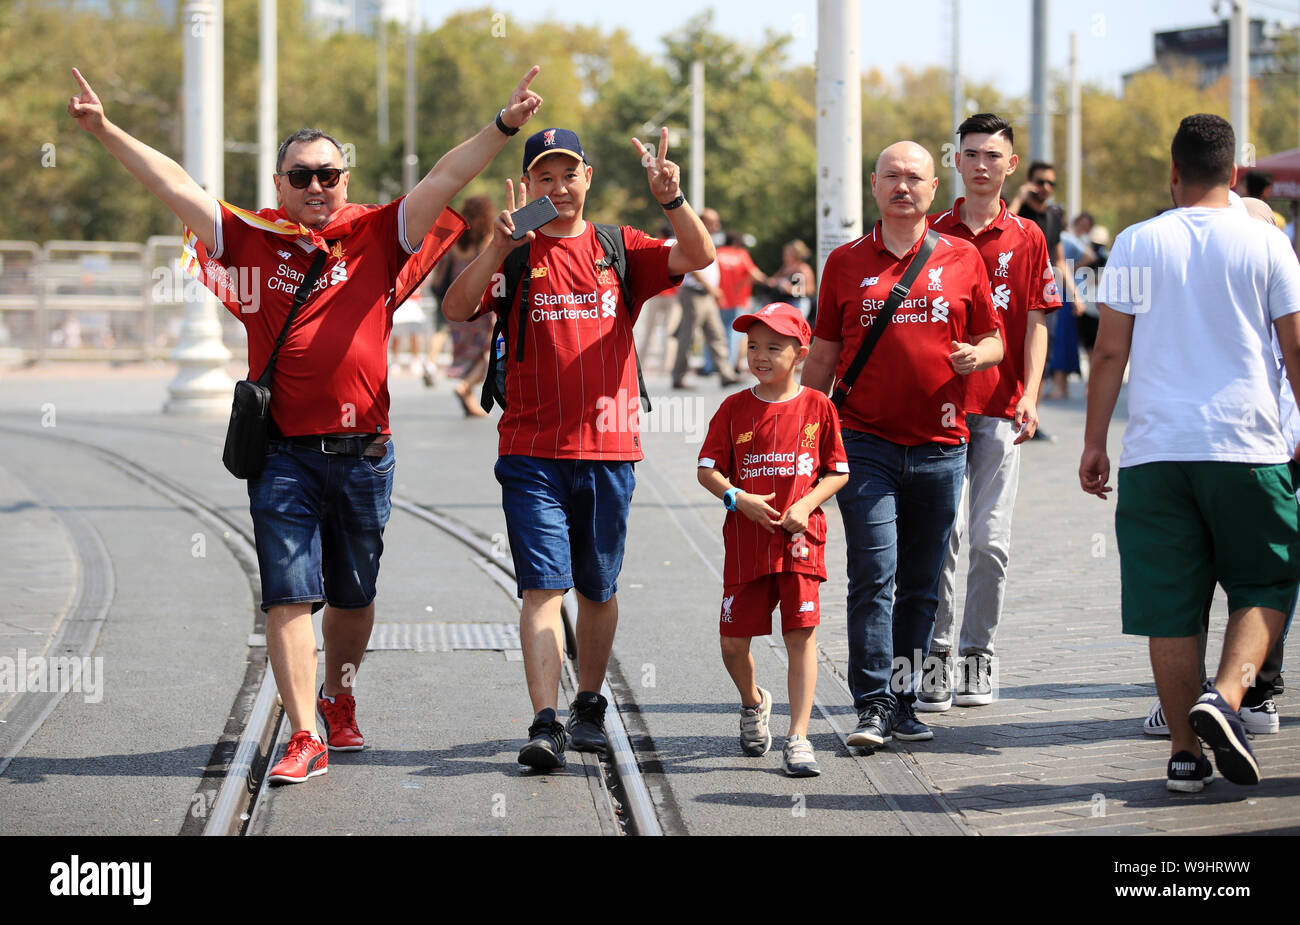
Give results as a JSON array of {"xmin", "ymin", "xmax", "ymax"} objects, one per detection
[
  {"xmin": 736, "ymin": 491, "xmax": 781, "ymax": 533},
  {"xmin": 780, "ymin": 498, "xmax": 813, "ymax": 534}
]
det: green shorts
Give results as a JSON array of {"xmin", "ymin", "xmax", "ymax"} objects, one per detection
[{"xmin": 1116, "ymin": 461, "xmax": 1300, "ymax": 637}]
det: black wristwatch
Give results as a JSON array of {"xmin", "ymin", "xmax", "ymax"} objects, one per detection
[
  {"xmin": 495, "ymin": 109, "xmax": 518, "ymax": 137},
  {"xmin": 660, "ymin": 194, "xmax": 686, "ymax": 211}
]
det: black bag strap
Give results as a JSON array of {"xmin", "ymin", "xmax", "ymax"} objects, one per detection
[
  {"xmin": 593, "ymin": 223, "xmax": 651, "ymax": 412},
  {"xmin": 831, "ymin": 229, "xmax": 939, "ymax": 409},
  {"xmin": 255, "ymin": 248, "xmax": 329, "ymax": 387}
]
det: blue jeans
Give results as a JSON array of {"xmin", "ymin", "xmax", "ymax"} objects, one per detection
[
  {"xmin": 836, "ymin": 430, "xmax": 967, "ymax": 714},
  {"xmin": 247, "ymin": 439, "xmax": 395, "ymax": 613}
]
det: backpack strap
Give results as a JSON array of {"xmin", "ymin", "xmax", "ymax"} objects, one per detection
[
  {"xmin": 593, "ymin": 223, "xmax": 652, "ymax": 413},
  {"xmin": 480, "ymin": 244, "xmax": 532, "ymax": 413}
]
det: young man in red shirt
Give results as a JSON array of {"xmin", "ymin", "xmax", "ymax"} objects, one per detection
[
  {"xmin": 69, "ymin": 66, "xmax": 544, "ymax": 784},
  {"xmin": 442, "ymin": 128, "xmax": 715, "ymax": 770},
  {"xmin": 802, "ymin": 141, "xmax": 1003, "ymax": 748},
  {"xmin": 922, "ymin": 114, "xmax": 1060, "ymax": 712},
  {"xmin": 697, "ymin": 302, "xmax": 849, "ymax": 776}
]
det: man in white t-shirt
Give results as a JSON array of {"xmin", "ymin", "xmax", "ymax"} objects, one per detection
[{"xmin": 1080, "ymin": 114, "xmax": 1300, "ymax": 793}]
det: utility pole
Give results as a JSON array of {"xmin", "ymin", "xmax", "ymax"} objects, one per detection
[
  {"xmin": 949, "ymin": 0, "xmax": 963, "ymax": 203},
  {"xmin": 1067, "ymin": 31, "xmax": 1081, "ymax": 223},
  {"xmin": 167, "ymin": 0, "xmax": 233, "ymax": 414},
  {"xmin": 690, "ymin": 60, "xmax": 705, "ymax": 210},
  {"xmin": 815, "ymin": 0, "xmax": 862, "ymax": 276},
  {"xmin": 1229, "ymin": 0, "xmax": 1251, "ymax": 166},
  {"xmin": 403, "ymin": 0, "xmax": 417, "ymax": 192},
  {"xmin": 258, "ymin": 0, "xmax": 276, "ymax": 209},
  {"xmin": 1030, "ymin": 0, "xmax": 1051, "ymax": 164}
]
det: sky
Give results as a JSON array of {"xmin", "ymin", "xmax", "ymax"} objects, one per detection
[{"xmin": 400, "ymin": 0, "xmax": 1300, "ymax": 98}]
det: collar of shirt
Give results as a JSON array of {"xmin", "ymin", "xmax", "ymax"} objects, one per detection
[
  {"xmin": 870, "ymin": 220, "xmax": 931, "ymax": 260},
  {"xmin": 942, "ymin": 197, "xmax": 1012, "ymax": 239}
]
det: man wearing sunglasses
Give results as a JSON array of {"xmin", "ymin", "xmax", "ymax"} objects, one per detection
[{"xmin": 68, "ymin": 65, "xmax": 544, "ymax": 785}]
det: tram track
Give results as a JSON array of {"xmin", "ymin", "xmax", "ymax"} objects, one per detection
[{"xmin": 0, "ymin": 417, "xmax": 660, "ymax": 836}]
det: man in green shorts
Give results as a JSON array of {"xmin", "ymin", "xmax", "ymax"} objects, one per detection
[{"xmin": 1080, "ymin": 113, "xmax": 1300, "ymax": 792}]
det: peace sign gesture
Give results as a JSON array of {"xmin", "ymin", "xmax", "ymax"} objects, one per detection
[
  {"xmin": 499, "ymin": 66, "xmax": 543, "ymax": 131},
  {"xmin": 489, "ymin": 177, "xmax": 534, "ymax": 253},
  {"xmin": 67, "ymin": 68, "xmax": 106, "ymax": 135},
  {"xmin": 633, "ymin": 127, "xmax": 683, "ymax": 206}
]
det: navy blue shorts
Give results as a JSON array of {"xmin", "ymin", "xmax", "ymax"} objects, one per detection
[
  {"xmin": 494, "ymin": 455, "xmax": 635, "ymax": 602},
  {"xmin": 247, "ymin": 439, "xmax": 395, "ymax": 612}
]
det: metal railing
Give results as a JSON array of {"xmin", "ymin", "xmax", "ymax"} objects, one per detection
[{"xmin": 0, "ymin": 238, "xmax": 248, "ymax": 363}]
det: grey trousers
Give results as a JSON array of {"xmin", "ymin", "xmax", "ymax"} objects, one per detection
[
  {"xmin": 672, "ymin": 288, "xmax": 735, "ymax": 385},
  {"xmin": 933, "ymin": 413, "xmax": 1021, "ymax": 657}
]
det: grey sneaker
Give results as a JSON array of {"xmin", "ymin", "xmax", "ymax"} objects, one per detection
[
  {"xmin": 739, "ymin": 687, "xmax": 773, "ymax": 756},
  {"xmin": 954, "ymin": 655, "xmax": 994, "ymax": 707},
  {"xmin": 917, "ymin": 650, "xmax": 953, "ymax": 713},
  {"xmin": 782, "ymin": 734, "xmax": 821, "ymax": 777}
]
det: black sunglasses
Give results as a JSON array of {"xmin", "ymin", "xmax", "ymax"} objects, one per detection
[{"xmin": 277, "ymin": 167, "xmax": 347, "ymax": 189}]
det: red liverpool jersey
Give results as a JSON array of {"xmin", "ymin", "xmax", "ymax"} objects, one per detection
[
  {"xmin": 698, "ymin": 387, "xmax": 850, "ymax": 585},
  {"xmin": 478, "ymin": 224, "xmax": 679, "ymax": 460},
  {"xmin": 813, "ymin": 223, "xmax": 1001, "ymax": 445},
  {"xmin": 716, "ymin": 245, "xmax": 760, "ymax": 310},
  {"xmin": 929, "ymin": 198, "xmax": 1061, "ymax": 418},
  {"xmin": 211, "ymin": 197, "xmax": 463, "ymax": 436}
]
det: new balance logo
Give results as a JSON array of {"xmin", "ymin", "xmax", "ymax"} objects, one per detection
[
  {"xmin": 799, "ymin": 601, "xmax": 815, "ymax": 614},
  {"xmin": 277, "ymin": 249, "xmax": 292, "ymax": 260},
  {"xmin": 860, "ymin": 276, "xmax": 879, "ymax": 287},
  {"xmin": 928, "ymin": 266, "xmax": 944, "ymax": 291}
]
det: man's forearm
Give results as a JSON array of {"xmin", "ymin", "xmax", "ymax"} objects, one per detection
[
  {"xmin": 443, "ymin": 245, "xmax": 508, "ymax": 321},
  {"xmin": 973, "ymin": 331, "xmax": 1004, "ymax": 371},
  {"xmin": 666, "ymin": 204, "xmax": 715, "ymax": 273},
  {"xmin": 92, "ymin": 120, "xmax": 216, "ymax": 246},
  {"xmin": 1084, "ymin": 349, "xmax": 1126, "ymax": 448},
  {"xmin": 1022, "ymin": 309, "xmax": 1047, "ymax": 395}
]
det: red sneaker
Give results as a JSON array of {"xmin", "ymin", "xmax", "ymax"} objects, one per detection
[
  {"xmin": 316, "ymin": 687, "xmax": 365, "ymax": 751},
  {"xmin": 268, "ymin": 731, "xmax": 328, "ymax": 785}
]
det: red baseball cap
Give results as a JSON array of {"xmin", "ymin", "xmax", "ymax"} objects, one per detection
[{"xmin": 733, "ymin": 302, "xmax": 811, "ymax": 346}]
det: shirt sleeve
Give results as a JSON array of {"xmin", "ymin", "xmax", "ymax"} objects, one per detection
[
  {"xmin": 812, "ymin": 250, "xmax": 844, "ymax": 342},
  {"xmin": 624, "ymin": 226, "xmax": 683, "ymax": 311},
  {"xmin": 1030, "ymin": 224, "xmax": 1062, "ymax": 314},
  {"xmin": 698, "ymin": 399, "xmax": 734, "ymax": 477},
  {"xmin": 471, "ymin": 256, "xmax": 510, "ymax": 322},
  {"xmin": 1267, "ymin": 229, "xmax": 1300, "ymax": 323},
  {"xmin": 1100, "ymin": 231, "xmax": 1136, "ymax": 315},
  {"xmin": 819, "ymin": 397, "xmax": 850, "ymax": 476}
]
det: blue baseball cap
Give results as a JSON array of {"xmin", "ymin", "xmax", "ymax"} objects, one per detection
[{"xmin": 523, "ymin": 127, "xmax": 588, "ymax": 175}]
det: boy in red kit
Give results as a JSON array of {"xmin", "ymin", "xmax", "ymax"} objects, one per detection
[{"xmin": 697, "ymin": 303, "xmax": 850, "ymax": 777}]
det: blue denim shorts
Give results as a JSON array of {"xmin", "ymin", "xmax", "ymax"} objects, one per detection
[
  {"xmin": 247, "ymin": 439, "xmax": 395, "ymax": 612},
  {"xmin": 494, "ymin": 455, "xmax": 635, "ymax": 601}
]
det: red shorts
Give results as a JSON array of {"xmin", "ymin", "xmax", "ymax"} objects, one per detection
[{"xmin": 719, "ymin": 572, "xmax": 822, "ymax": 638}]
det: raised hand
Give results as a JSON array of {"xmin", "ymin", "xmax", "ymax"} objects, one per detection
[
  {"xmin": 67, "ymin": 68, "xmax": 106, "ymax": 134},
  {"xmin": 501, "ymin": 66, "xmax": 543, "ymax": 131},
  {"xmin": 489, "ymin": 177, "xmax": 533, "ymax": 252},
  {"xmin": 633, "ymin": 128, "xmax": 682, "ymax": 205}
]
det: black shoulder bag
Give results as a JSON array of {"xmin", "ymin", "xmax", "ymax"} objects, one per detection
[
  {"xmin": 831, "ymin": 229, "xmax": 939, "ymax": 409},
  {"xmin": 222, "ymin": 249, "xmax": 328, "ymax": 478}
]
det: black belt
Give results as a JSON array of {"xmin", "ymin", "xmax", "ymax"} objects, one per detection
[{"xmin": 280, "ymin": 435, "xmax": 388, "ymax": 458}]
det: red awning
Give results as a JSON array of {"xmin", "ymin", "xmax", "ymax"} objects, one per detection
[{"xmin": 1253, "ymin": 148, "xmax": 1300, "ymax": 199}]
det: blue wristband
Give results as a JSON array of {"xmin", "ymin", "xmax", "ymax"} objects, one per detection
[{"xmin": 723, "ymin": 487, "xmax": 740, "ymax": 511}]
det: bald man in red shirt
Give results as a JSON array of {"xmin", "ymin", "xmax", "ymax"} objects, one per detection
[{"xmin": 803, "ymin": 140, "xmax": 1003, "ymax": 749}]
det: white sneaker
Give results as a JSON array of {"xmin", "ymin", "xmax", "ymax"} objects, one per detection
[
  {"xmin": 1241, "ymin": 699, "xmax": 1281, "ymax": 735},
  {"xmin": 739, "ymin": 687, "xmax": 772, "ymax": 757},
  {"xmin": 1143, "ymin": 699, "xmax": 1170, "ymax": 736},
  {"xmin": 782, "ymin": 734, "xmax": 821, "ymax": 777}
]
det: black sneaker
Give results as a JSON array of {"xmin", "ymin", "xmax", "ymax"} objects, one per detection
[
  {"xmin": 518, "ymin": 708, "xmax": 567, "ymax": 771},
  {"xmin": 892, "ymin": 700, "xmax": 935, "ymax": 741},
  {"xmin": 566, "ymin": 690, "xmax": 609, "ymax": 756},
  {"xmin": 954, "ymin": 655, "xmax": 994, "ymax": 707},
  {"xmin": 917, "ymin": 650, "xmax": 952, "ymax": 713},
  {"xmin": 1188, "ymin": 687, "xmax": 1260, "ymax": 785},
  {"xmin": 846, "ymin": 704, "xmax": 892, "ymax": 748},
  {"xmin": 1166, "ymin": 750, "xmax": 1214, "ymax": 793}
]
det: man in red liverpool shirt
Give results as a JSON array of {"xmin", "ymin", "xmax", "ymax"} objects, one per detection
[
  {"xmin": 69, "ymin": 66, "xmax": 544, "ymax": 784},
  {"xmin": 923, "ymin": 113, "xmax": 1061, "ymax": 713},
  {"xmin": 443, "ymin": 127, "xmax": 715, "ymax": 770},
  {"xmin": 802, "ymin": 140, "xmax": 1003, "ymax": 748}
]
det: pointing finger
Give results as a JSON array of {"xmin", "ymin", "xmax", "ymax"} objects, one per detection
[
  {"xmin": 514, "ymin": 65, "xmax": 540, "ymax": 96},
  {"xmin": 657, "ymin": 126, "xmax": 668, "ymax": 167},
  {"xmin": 72, "ymin": 67, "xmax": 93, "ymax": 95}
]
